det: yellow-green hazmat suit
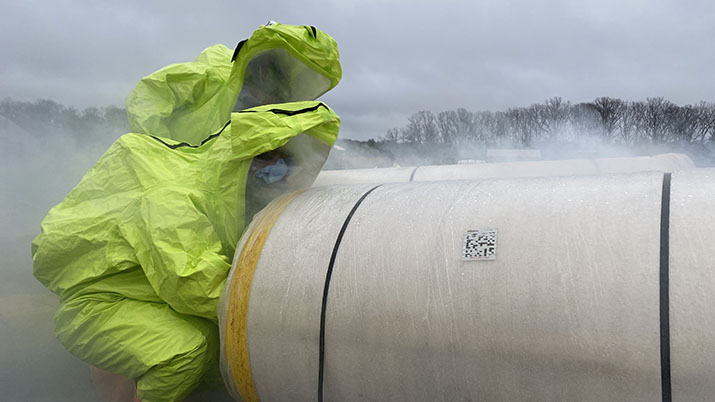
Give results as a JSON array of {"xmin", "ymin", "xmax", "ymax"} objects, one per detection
[{"xmin": 31, "ymin": 23, "xmax": 341, "ymax": 402}]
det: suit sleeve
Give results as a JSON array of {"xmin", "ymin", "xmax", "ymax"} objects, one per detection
[{"xmin": 127, "ymin": 186, "xmax": 231, "ymax": 321}]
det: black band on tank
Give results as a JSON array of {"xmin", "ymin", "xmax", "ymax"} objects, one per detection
[
  {"xmin": 318, "ymin": 184, "xmax": 381, "ymax": 402},
  {"xmin": 409, "ymin": 166, "xmax": 419, "ymax": 182},
  {"xmin": 660, "ymin": 172, "xmax": 672, "ymax": 402}
]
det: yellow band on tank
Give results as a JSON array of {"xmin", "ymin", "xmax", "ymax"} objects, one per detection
[{"xmin": 224, "ymin": 192, "xmax": 300, "ymax": 402}]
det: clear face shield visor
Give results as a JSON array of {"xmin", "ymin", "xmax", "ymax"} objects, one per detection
[
  {"xmin": 244, "ymin": 133, "xmax": 332, "ymax": 222},
  {"xmin": 234, "ymin": 48, "xmax": 333, "ymax": 111}
]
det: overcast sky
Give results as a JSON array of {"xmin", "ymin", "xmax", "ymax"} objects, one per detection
[{"xmin": 2, "ymin": 0, "xmax": 714, "ymax": 140}]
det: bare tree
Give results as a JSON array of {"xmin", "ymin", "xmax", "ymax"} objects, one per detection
[
  {"xmin": 383, "ymin": 127, "xmax": 401, "ymax": 143},
  {"xmin": 591, "ymin": 97, "xmax": 625, "ymax": 140},
  {"xmin": 474, "ymin": 110, "xmax": 497, "ymax": 144},
  {"xmin": 571, "ymin": 102, "xmax": 602, "ymax": 137},
  {"xmin": 640, "ymin": 97, "xmax": 676, "ymax": 142},
  {"xmin": 436, "ymin": 110, "xmax": 458, "ymax": 144},
  {"xmin": 694, "ymin": 101, "xmax": 715, "ymax": 142},
  {"xmin": 542, "ymin": 97, "xmax": 571, "ymax": 139},
  {"xmin": 402, "ymin": 110, "xmax": 438, "ymax": 143},
  {"xmin": 670, "ymin": 104, "xmax": 698, "ymax": 142},
  {"xmin": 505, "ymin": 107, "xmax": 538, "ymax": 145},
  {"xmin": 455, "ymin": 108, "xmax": 477, "ymax": 142}
]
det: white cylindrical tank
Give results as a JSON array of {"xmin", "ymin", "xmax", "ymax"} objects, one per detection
[
  {"xmin": 220, "ymin": 168, "xmax": 715, "ymax": 402},
  {"xmin": 313, "ymin": 153, "xmax": 695, "ymax": 186}
]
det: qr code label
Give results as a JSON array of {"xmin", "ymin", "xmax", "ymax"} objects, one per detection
[{"xmin": 462, "ymin": 229, "xmax": 497, "ymax": 261}]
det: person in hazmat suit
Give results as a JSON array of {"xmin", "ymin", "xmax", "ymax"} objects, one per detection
[{"xmin": 31, "ymin": 22, "xmax": 342, "ymax": 402}]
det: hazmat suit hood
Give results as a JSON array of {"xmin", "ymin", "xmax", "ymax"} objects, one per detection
[{"xmin": 126, "ymin": 22, "xmax": 342, "ymax": 145}]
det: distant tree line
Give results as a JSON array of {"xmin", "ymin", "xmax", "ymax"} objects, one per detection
[
  {"xmin": 383, "ymin": 97, "xmax": 715, "ymax": 146},
  {"xmin": 0, "ymin": 98, "xmax": 129, "ymax": 144},
  {"xmin": 4, "ymin": 96, "xmax": 715, "ymax": 157}
]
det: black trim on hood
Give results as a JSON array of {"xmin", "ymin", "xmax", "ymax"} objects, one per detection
[
  {"xmin": 236, "ymin": 102, "xmax": 329, "ymax": 116},
  {"xmin": 148, "ymin": 120, "xmax": 230, "ymax": 150},
  {"xmin": 231, "ymin": 39, "xmax": 248, "ymax": 62},
  {"xmin": 310, "ymin": 26, "xmax": 317, "ymax": 38},
  {"xmin": 146, "ymin": 103, "xmax": 328, "ymax": 150}
]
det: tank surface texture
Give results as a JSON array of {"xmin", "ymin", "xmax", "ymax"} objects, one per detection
[
  {"xmin": 312, "ymin": 153, "xmax": 695, "ymax": 186},
  {"xmin": 220, "ymin": 168, "xmax": 714, "ymax": 402}
]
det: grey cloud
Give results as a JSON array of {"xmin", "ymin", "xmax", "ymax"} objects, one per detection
[{"xmin": 2, "ymin": 0, "xmax": 714, "ymax": 138}]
